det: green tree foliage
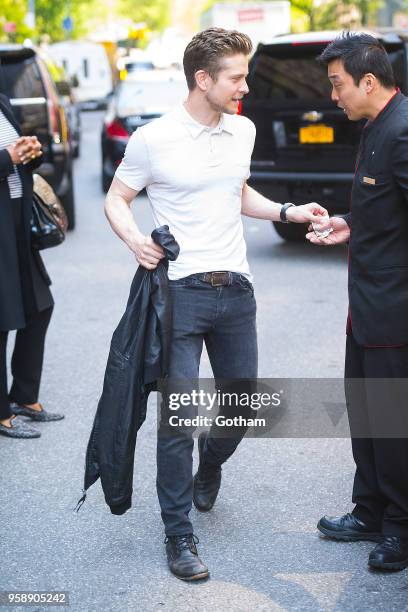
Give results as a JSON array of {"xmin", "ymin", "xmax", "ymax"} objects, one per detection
[
  {"xmin": 291, "ymin": 0, "xmax": 384, "ymax": 29},
  {"xmin": 0, "ymin": 0, "xmax": 33, "ymax": 42},
  {"xmin": 117, "ymin": 0, "xmax": 171, "ymax": 31},
  {"xmin": 35, "ymin": 0, "xmax": 104, "ymax": 41},
  {"xmin": 0, "ymin": 0, "xmax": 171, "ymax": 43}
]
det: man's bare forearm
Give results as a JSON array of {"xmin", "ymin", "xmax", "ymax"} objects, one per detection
[
  {"xmin": 104, "ymin": 177, "xmax": 165, "ymax": 269},
  {"xmin": 241, "ymin": 183, "xmax": 282, "ymax": 221},
  {"xmin": 104, "ymin": 178, "xmax": 143, "ymax": 253}
]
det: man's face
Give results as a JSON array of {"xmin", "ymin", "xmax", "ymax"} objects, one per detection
[
  {"xmin": 328, "ymin": 59, "xmax": 369, "ymax": 121},
  {"xmin": 204, "ymin": 53, "xmax": 249, "ymax": 114}
]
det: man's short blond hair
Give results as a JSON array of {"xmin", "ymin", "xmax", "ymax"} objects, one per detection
[{"xmin": 183, "ymin": 27, "xmax": 253, "ymax": 91}]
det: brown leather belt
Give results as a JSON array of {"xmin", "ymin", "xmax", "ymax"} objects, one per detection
[{"xmin": 200, "ymin": 271, "xmax": 232, "ymax": 287}]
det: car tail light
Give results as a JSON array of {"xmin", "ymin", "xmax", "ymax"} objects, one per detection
[
  {"xmin": 48, "ymin": 98, "xmax": 62, "ymax": 144},
  {"xmin": 236, "ymin": 100, "xmax": 242, "ymax": 115},
  {"xmin": 36, "ymin": 58, "xmax": 67, "ymax": 151},
  {"xmin": 106, "ymin": 119, "xmax": 129, "ymax": 142}
]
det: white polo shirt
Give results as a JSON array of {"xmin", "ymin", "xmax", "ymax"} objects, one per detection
[{"xmin": 115, "ymin": 103, "xmax": 256, "ymax": 281}]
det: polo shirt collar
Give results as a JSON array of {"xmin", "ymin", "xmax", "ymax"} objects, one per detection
[{"xmin": 178, "ymin": 103, "xmax": 234, "ymax": 138}]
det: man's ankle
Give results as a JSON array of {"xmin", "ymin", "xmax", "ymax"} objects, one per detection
[
  {"xmin": 21, "ymin": 402, "xmax": 42, "ymax": 412},
  {"xmin": 0, "ymin": 417, "xmax": 13, "ymax": 428}
]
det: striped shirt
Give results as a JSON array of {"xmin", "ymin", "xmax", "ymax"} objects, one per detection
[{"xmin": 0, "ymin": 109, "xmax": 23, "ymax": 199}]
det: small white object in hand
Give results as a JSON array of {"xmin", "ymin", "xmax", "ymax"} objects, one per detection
[{"xmin": 312, "ymin": 216, "xmax": 333, "ymax": 239}]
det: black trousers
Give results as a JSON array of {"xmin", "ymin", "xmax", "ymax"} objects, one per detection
[
  {"xmin": 345, "ymin": 333, "xmax": 408, "ymax": 536},
  {"xmin": 0, "ymin": 306, "xmax": 53, "ymax": 420}
]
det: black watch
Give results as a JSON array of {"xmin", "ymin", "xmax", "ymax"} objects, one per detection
[{"xmin": 280, "ymin": 202, "xmax": 295, "ymax": 223}]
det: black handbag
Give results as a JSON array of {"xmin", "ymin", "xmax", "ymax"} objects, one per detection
[{"xmin": 31, "ymin": 174, "xmax": 68, "ymax": 250}]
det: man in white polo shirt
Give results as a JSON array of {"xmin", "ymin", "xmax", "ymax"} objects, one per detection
[{"xmin": 105, "ymin": 27, "xmax": 326, "ymax": 581}]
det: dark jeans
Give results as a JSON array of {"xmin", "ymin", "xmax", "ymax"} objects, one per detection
[
  {"xmin": 157, "ymin": 273, "xmax": 258, "ymax": 536},
  {"xmin": 345, "ymin": 333, "xmax": 408, "ymax": 536},
  {"xmin": 0, "ymin": 306, "xmax": 53, "ymax": 420}
]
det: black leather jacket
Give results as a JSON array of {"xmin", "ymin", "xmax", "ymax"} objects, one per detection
[{"xmin": 77, "ymin": 226, "xmax": 179, "ymax": 514}]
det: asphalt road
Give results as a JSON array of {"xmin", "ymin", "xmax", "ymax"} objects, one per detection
[{"xmin": 1, "ymin": 111, "xmax": 407, "ymax": 612}]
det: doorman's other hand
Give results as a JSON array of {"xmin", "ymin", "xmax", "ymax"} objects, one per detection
[{"xmin": 306, "ymin": 216, "xmax": 350, "ymax": 246}]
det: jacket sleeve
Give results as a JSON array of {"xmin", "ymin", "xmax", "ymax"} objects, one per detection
[
  {"xmin": 24, "ymin": 154, "xmax": 45, "ymax": 173},
  {"xmin": 335, "ymin": 212, "xmax": 351, "ymax": 227},
  {"xmin": 0, "ymin": 148, "xmax": 14, "ymax": 179},
  {"xmin": 391, "ymin": 123, "xmax": 408, "ymax": 203}
]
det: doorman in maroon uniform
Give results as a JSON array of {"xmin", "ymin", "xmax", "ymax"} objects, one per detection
[{"xmin": 307, "ymin": 32, "xmax": 408, "ymax": 571}]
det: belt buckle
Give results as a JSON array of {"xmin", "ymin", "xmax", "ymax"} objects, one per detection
[{"xmin": 211, "ymin": 272, "xmax": 228, "ymax": 287}]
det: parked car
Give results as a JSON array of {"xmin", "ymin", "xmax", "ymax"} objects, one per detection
[
  {"xmin": 0, "ymin": 44, "xmax": 77, "ymax": 228},
  {"xmin": 241, "ymin": 30, "xmax": 408, "ymax": 241},
  {"xmin": 50, "ymin": 41, "xmax": 113, "ymax": 110},
  {"xmin": 101, "ymin": 70, "xmax": 188, "ymax": 192},
  {"xmin": 41, "ymin": 52, "xmax": 81, "ymax": 158}
]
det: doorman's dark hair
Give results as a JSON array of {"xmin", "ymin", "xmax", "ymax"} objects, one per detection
[{"xmin": 317, "ymin": 31, "xmax": 395, "ymax": 88}]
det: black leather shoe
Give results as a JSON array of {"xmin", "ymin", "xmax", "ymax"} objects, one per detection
[
  {"xmin": 193, "ymin": 432, "xmax": 222, "ymax": 512},
  {"xmin": 369, "ymin": 537, "xmax": 408, "ymax": 570},
  {"xmin": 165, "ymin": 534, "xmax": 209, "ymax": 581},
  {"xmin": 317, "ymin": 512, "xmax": 382, "ymax": 542}
]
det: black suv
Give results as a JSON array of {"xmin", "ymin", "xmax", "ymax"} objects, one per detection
[
  {"xmin": 0, "ymin": 45, "xmax": 76, "ymax": 228},
  {"xmin": 242, "ymin": 30, "xmax": 408, "ymax": 241}
]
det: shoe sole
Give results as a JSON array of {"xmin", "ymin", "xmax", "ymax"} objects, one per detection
[
  {"xmin": 194, "ymin": 502, "xmax": 213, "ymax": 513},
  {"xmin": 173, "ymin": 570, "xmax": 210, "ymax": 581},
  {"xmin": 317, "ymin": 522, "xmax": 383, "ymax": 543},
  {"xmin": 369, "ymin": 558, "xmax": 408, "ymax": 571}
]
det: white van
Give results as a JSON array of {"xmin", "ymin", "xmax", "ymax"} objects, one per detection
[{"xmin": 50, "ymin": 41, "xmax": 113, "ymax": 108}]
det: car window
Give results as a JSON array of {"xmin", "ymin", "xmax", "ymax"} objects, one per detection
[
  {"xmin": 247, "ymin": 43, "xmax": 407, "ymax": 104},
  {"xmin": 248, "ymin": 52, "xmax": 331, "ymax": 102},
  {"xmin": 1, "ymin": 57, "xmax": 45, "ymax": 99}
]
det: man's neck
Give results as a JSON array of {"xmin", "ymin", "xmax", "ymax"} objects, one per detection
[
  {"xmin": 184, "ymin": 95, "xmax": 222, "ymax": 128},
  {"xmin": 366, "ymin": 88, "xmax": 398, "ymax": 121}
]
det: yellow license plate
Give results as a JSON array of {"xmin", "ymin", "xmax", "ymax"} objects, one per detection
[{"xmin": 299, "ymin": 124, "xmax": 334, "ymax": 144}]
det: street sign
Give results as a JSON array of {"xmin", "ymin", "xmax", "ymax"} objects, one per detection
[{"xmin": 62, "ymin": 16, "xmax": 73, "ymax": 32}]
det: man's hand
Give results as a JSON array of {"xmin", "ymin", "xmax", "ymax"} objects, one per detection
[
  {"xmin": 286, "ymin": 202, "xmax": 328, "ymax": 224},
  {"xmin": 306, "ymin": 216, "xmax": 350, "ymax": 246},
  {"xmin": 132, "ymin": 235, "xmax": 165, "ymax": 270}
]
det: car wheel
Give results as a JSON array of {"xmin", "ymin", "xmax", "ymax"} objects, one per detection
[
  {"xmin": 272, "ymin": 221, "xmax": 306, "ymax": 242},
  {"xmin": 73, "ymin": 141, "xmax": 80, "ymax": 159},
  {"xmin": 60, "ymin": 168, "xmax": 75, "ymax": 230}
]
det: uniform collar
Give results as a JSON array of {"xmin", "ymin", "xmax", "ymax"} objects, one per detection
[
  {"xmin": 178, "ymin": 103, "xmax": 234, "ymax": 138},
  {"xmin": 366, "ymin": 88, "xmax": 403, "ymax": 130}
]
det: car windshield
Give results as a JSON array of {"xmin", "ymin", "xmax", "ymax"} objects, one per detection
[{"xmin": 126, "ymin": 62, "xmax": 155, "ymax": 72}]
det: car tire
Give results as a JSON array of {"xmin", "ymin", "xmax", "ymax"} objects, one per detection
[
  {"xmin": 273, "ymin": 221, "xmax": 306, "ymax": 242},
  {"xmin": 73, "ymin": 141, "xmax": 80, "ymax": 159},
  {"xmin": 60, "ymin": 168, "xmax": 76, "ymax": 230}
]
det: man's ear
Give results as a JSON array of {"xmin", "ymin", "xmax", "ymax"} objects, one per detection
[
  {"xmin": 363, "ymin": 73, "xmax": 376, "ymax": 94},
  {"xmin": 195, "ymin": 69, "xmax": 210, "ymax": 92}
]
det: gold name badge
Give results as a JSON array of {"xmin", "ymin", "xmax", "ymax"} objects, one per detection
[{"xmin": 363, "ymin": 176, "xmax": 376, "ymax": 185}]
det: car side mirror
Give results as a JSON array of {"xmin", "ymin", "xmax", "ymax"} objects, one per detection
[
  {"xmin": 56, "ymin": 80, "xmax": 71, "ymax": 96},
  {"xmin": 70, "ymin": 75, "xmax": 80, "ymax": 88}
]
